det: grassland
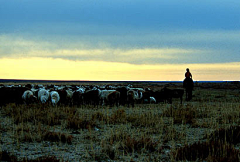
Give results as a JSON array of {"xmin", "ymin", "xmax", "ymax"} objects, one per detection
[{"xmin": 0, "ymin": 81, "xmax": 240, "ymax": 161}]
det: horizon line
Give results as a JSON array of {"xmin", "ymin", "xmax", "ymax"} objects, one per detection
[{"xmin": 0, "ymin": 79, "xmax": 239, "ymax": 83}]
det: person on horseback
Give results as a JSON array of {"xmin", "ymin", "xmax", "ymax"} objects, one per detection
[
  {"xmin": 185, "ymin": 68, "xmax": 192, "ymax": 79},
  {"xmin": 183, "ymin": 68, "xmax": 193, "ymax": 101}
]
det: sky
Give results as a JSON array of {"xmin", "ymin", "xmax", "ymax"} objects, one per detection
[{"xmin": 0, "ymin": 0, "xmax": 240, "ymax": 81}]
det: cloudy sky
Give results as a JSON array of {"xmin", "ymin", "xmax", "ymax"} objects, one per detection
[{"xmin": 0, "ymin": 0, "xmax": 240, "ymax": 81}]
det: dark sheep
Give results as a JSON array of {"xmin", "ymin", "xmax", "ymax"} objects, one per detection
[
  {"xmin": 83, "ymin": 89, "xmax": 101, "ymax": 107},
  {"xmin": 116, "ymin": 86, "xmax": 128, "ymax": 106},
  {"xmin": 107, "ymin": 91, "xmax": 120, "ymax": 107}
]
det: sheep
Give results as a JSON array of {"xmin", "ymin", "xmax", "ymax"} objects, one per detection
[
  {"xmin": 38, "ymin": 88, "xmax": 50, "ymax": 104},
  {"xmin": 127, "ymin": 89, "xmax": 143, "ymax": 107},
  {"xmin": 22, "ymin": 90, "xmax": 37, "ymax": 104},
  {"xmin": 50, "ymin": 91, "xmax": 60, "ymax": 106},
  {"xmin": 99, "ymin": 90, "xmax": 116, "ymax": 106}
]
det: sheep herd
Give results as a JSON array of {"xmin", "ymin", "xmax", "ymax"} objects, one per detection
[{"xmin": 0, "ymin": 83, "xmax": 185, "ymax": 107}]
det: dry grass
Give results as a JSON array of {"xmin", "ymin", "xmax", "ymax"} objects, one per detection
[
  {"xmin": 43, "ymin": 131, "xmax": 73, "ymax": 144},
  {"xmin": 23, "ymin": 156, "xmax": 61, "ymax": 162},
  {"xmin": 0, "ymin": 151, "xmax": 61, "ymax": 162},
  {"xmin": 206, "ymin": 126, "xmax": 240, "ymax": 144},
  {"xmin": 1, "ymin": 82, "xmax": 240, "ymax": 161},
  {"xmin": 174, "ymin": 141, "xmax": 240, "ymax": 161}
]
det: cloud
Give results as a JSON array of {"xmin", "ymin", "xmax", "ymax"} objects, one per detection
[
  {"xmin": 1, "ymin": 28, "xmax": 240, "ymax": 65},
  {"xmin": 0, "ymin": 46, "xmax": 199, "ymax": 64},
  {"xmin": 0, "ymin": 33, "xmax": 208, "ymax": 65}
]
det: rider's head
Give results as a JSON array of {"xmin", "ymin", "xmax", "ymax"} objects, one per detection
[{"xmin": 186, "ymin": 68, "xmax": 189, "ymax": 72}]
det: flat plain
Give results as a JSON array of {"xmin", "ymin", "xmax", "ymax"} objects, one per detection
[{"xmin": 1, "ymin": 81, "xmax": 240, "ymax": 161}]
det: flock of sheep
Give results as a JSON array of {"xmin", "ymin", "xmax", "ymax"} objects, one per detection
[
  {"xmin": 0, "ymin": 83, "xmax": 184, "ymax": 108},
  {"xmin": 22, "ymin": 88, "xmax": 61, "ymax": 106},
  {"xmin": 21, "ymin": 84, "xmax": 159, "ymax": 107}
]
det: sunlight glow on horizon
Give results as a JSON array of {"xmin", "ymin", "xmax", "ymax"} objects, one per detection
[{"xmin": 0, "ymin": 57, "xmax": 239, "ymax": 81}]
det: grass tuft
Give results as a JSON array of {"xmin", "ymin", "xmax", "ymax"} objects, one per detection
[
  {"xmin": 174, "ymin": 141, "xmax": 240, "ymax": 161},
  {"xmin": 43, "ymin": 131, "xmax": 73, "ymax": 144},
  {"xmin": 162, "ymin": 105, "xmax": 196, "ymax": 124},
  {"xmin": 206, "ymin": 126, "xmax": 240, "ymax": 144},
  {"xmin": 67, "ymin": 116, "xmax": 96, "ymax": 130},
  {"xmin": 103, "ymin": 131, "xmax": 158, "ymax": 154}
]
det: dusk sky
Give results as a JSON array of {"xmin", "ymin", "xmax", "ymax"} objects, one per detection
[{"xmin": 0, "ymin": 0, "xmax": 240, "ymax": 81}]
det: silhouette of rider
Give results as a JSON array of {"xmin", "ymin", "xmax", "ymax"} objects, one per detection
[
  {"xmin": 185, "ymin": 68, "xmax": 192, "ymax": 79},
  {"xmin": 184, "ymin": 68, "xmax": 193, "ymax": 101}
]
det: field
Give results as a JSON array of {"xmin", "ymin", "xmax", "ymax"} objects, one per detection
[{"xmin": 1, "ymin": 81, "xmax": 240, "ymax": 161}]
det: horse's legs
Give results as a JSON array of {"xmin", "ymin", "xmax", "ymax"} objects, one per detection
[{"xmin": 185, "ymin": 89, "xmax": 188, "ymax": 101}]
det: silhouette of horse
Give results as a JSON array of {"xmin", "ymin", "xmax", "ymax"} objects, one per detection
[{"xmin": 183, "ymin": 78, "xmax": 194, "ymax": 101}]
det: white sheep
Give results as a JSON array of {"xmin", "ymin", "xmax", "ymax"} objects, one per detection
[
  {"xmin": 38, "ymin": 88, "xmax": 49, "ymax": 104},
  {"xmin": 50, "ymin": 91, "xmax": 60, "ymax": 106}
]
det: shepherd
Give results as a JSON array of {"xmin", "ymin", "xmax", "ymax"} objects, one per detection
[{"xmin": 183, "ymin": 68, "xmax": 194, "ymax": 101}]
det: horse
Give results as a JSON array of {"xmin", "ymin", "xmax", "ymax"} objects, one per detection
[{"xmin": 183, "ymin": 78, "xmax": 194, "ymax": 101}]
